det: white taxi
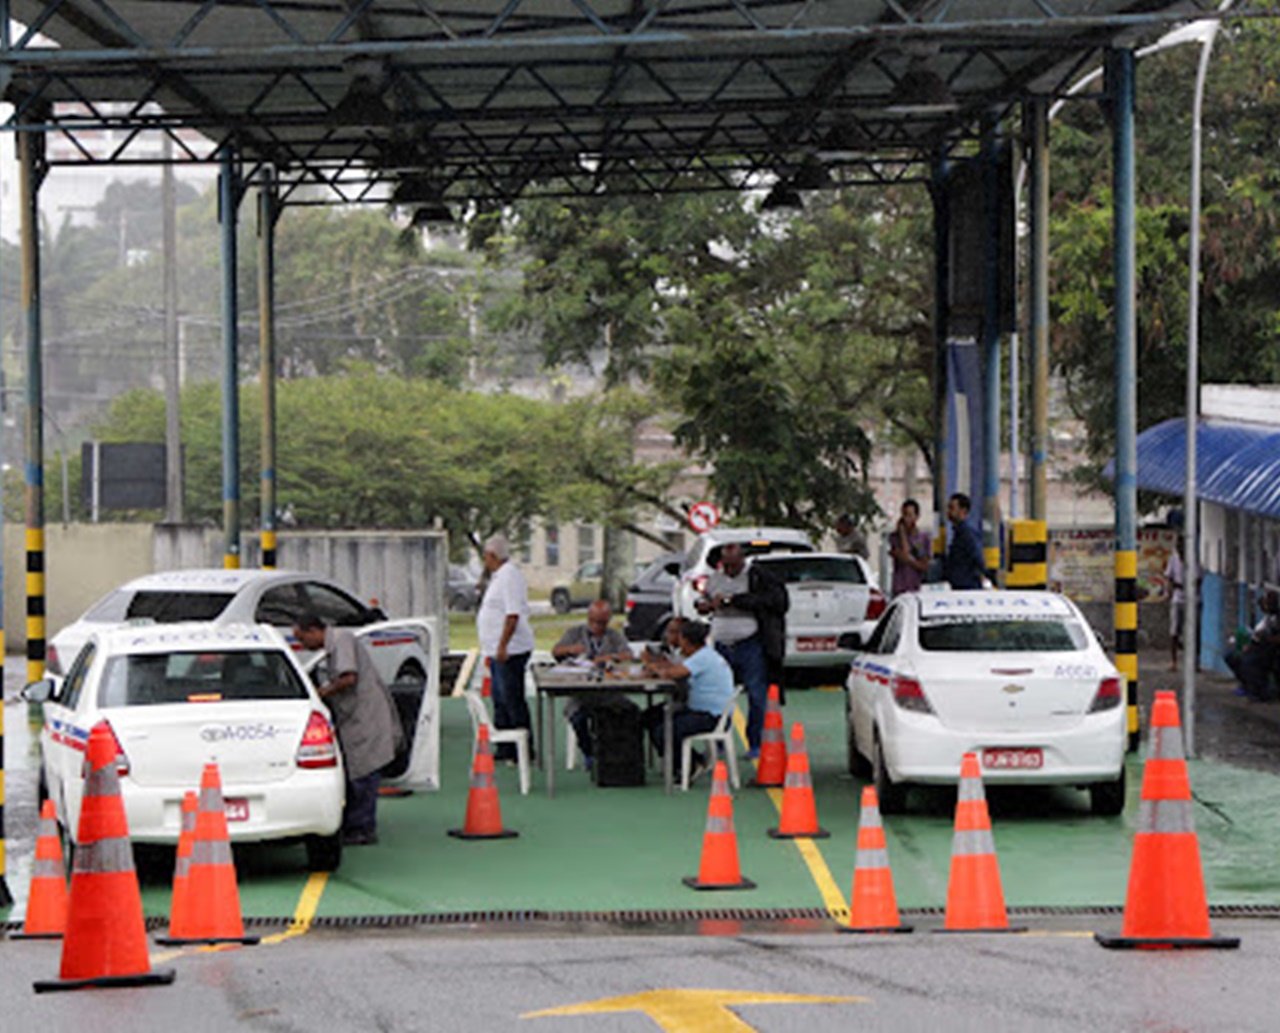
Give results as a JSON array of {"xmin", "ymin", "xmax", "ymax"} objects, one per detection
[
  {"xmin": 48, "ymin": 568, "xmax": 442, "ymax": 791},
  {"xmin": 844, "ymin": 590, "xmax": 1126, "ymax": 815},
  {"xmin": 26, "ymin": 623, "xmax": 346, "ymax": 870}
]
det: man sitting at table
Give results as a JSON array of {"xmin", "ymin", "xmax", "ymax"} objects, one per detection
[
  {"xmin": 553, "ymin": 599, "xmax": 634, "ymax": 771},
  {"xmin": 641, "ymin": 618, "xmax": 735, "ymax": 784}
]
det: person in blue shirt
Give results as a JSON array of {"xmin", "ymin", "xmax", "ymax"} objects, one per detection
[
  {"xmin": 943, "ymin": 492, "xmax": 986, "ymax": 590},
  {"xmin": 642, "ymin": 618, "xmax": 735, "ymax": 783}
]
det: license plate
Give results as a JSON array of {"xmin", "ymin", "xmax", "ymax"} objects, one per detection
[
  {"xmin": 796, "ymin": 636, "xmax": 837, "ymax": 652},
  {"xmin": 981, "ymin": 747, "xmax": 1043, "ymax": 770},
  {"xmin": 224, "ymin": 797, "xmax": 250, "ymax": 822}
]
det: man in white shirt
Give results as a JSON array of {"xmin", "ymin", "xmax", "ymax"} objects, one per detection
[{"xmin": 476, "ymin": 533, "xmax": 536, "ymax": 760}]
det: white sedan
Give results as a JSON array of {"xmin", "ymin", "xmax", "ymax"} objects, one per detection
[
  {"xmin": 48, "ymin": 568, "xmax": 441, "ymax": 791},
  {"xmin": 844, "ymin": 590, "xmax": 1126, "ymax": 815},
  {"xmin": 26, "ymin": 623, "xmax": 346, "ymax": 870}
]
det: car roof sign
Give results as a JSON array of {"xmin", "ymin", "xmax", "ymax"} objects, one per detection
[{"xmin": 918, "ymin": 592, "xmax": 1073, "ymax": 620}]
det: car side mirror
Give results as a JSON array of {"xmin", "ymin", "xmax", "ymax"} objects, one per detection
[
  {"xmin": 837, "ymin": 632, "xmax": 863, "ymax": 651},
  {"xmin": 21, "ymin": 677, "xmax": 56, "ymax": 703}
]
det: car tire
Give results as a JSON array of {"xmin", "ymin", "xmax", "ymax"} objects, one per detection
[
  {"xmin": 846, "ymin": 702, "xmax": 870, "ymax": 778},
  {"xmin": 305, "ymin": 833, "xmax": 343, "ymax": 872},
  {"xmin": 872, "ymin": 732, "xmax": 907, "ymax": 814},
  {"xmin": 1089, "ymin": 769, "xmax": 1127, "ymax": 816},
  {"xmin": 550, "ymin": 589, "xmax": 571, "ymax": 614}
]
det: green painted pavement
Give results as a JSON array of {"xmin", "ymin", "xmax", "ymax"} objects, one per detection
[{"xmin": 138, "ymin": 688, "xmax": 1280, "ymax": 921}]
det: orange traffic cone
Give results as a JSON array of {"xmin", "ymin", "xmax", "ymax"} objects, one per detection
[
  {"xmin": 481, "ymin": 658, "xmax": 492, "ymax": 698},
  {"xmin": 157, "ymin": 767, "xmax": 258, "ymax": 946},
  {"xmin": 10, "ymin": 800, "xmax": 69, "ymax": 939},
  {"xmin": 164, "ymin": 791, "xmax": 198, "ymax": 938},
  {"xmin": 842, "ymin": 786, "xmax": 911, "ymax": 933},
  {"xmin": 938, "ymin": 752, "xmax": 1023, "ymax": 933},
  {"xmin": 448, "ymin": 725, "xmax": 518, "ymax": 839},
  {"xmin": 767, "ymin": 723, "xmax": 829, "ymax": 839},
  {"xmin": 1097, "ymin": 691, "xmax": 1239, "ymax": 950},
  {"xmin": 752, "ymin": 684, "xmax": 787, "ymax": 787},
  {"xmin": 683, "ymin": 761, "xmax": 755, "ymax": 890},
  {"xmin": 33, "ymin": 722, "xmax": 175, "ymax": 992}
]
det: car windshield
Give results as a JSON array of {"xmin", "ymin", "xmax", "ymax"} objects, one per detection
[
  {"xmin": 759, "ymin": 556, "xmax": 865, "ymax": 585},
  {"xmin": 85, "ymin": 590, "xmax": 235, "ymax": 624},
  {"xmin": 918, "ymin": 618, "xmax": 1087, "ymax": 653},
  {"xmin": 98, "ymin": 650, "xmax": 309, "ymax": 706}
]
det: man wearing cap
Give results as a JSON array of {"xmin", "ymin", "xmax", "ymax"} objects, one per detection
[{"xmin": 477, "ymin": 533, "xmax": 536, "ymax": 760}]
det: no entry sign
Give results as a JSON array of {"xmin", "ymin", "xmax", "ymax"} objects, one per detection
[{"xmin": 687, "ymin": 501, "xmax": 721, "ymax": 533}]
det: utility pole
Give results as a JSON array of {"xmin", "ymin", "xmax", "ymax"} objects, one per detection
[{"xmin": 163, "ymin": 134, "xmax": 183, "ymax": 523}]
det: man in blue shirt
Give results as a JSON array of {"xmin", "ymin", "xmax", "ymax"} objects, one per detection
[
  {"xmin": 943, "ymin": 492, "xmax": 986, "ymax": 590},
  {"xmin": 642, "ymin": 619, "xmax": 735, "ymax": 783}
]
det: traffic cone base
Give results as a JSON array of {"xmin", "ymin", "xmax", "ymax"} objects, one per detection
[
  {"xmin": 155, "ymin": 932, "xmax": 261, "ymax": 946},
  {"xmin": 1094, "ymin": 931, "xmax": 1241, "ymax": 950},
  {"xmin": 378, "ymin": 785, "xmax": 413, "ymax": 798},
  {"xmin": 682, "ymin": 874, "xmax": 756, "ymax": 891},
  {"xmin": 767, "ymin": 826, "xmax": 829, "ymax": 840},
  {"xmin": 448, "ymin": 827, "xmax": 518, "ymax": 840},
  {"xmin": 34, "ymin": 969, "xmax": 177, "ymax": 994},
  {"xmin": 838, "ymin": 923, "xmax": 914, "ymax": 935}
]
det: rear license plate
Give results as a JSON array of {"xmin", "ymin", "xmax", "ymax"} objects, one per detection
[
  {"xmin": 224, "ymin": 797, "xmax": 250, "ymax": 822},
  {"xmin": 796, "ymin": 636, "xmax": 837, "ymax": 652},
  {"xmin": 981, "ymin": 748, "xmax": 1043, "ymax": 770}
]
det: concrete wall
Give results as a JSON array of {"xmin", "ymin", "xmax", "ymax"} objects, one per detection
[{"xmin": 5, "ymin": 524, "xmax": 448, "ymax": 652}]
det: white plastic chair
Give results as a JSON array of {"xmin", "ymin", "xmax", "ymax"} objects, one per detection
[
  {"xmin": 680, "ymin": 689, "xmax": 743, "ymax": 791},
  {"xmin": 464, "ymin": 690, "xmax": 531, "ymax": 795}
]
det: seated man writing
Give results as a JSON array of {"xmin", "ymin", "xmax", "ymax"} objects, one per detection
[
  {"xmin": 553, "ymin": 599, "xmax": 633, "ymax": 770},
  {"xmin": 641, "ymin": 618, "xmax": 735, "ymax": 783},
  {"xmin": 1227, "ymin": 589, "xmax": 1280, "ymax": 702}
]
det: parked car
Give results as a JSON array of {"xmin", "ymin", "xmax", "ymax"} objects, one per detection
[
  {"xmin": 844, "ymin": 589, "xmax": 1126, "ymax": 815},
  {"xmin": 25, "ymin": 622, "xmax": 346, "ymax": 871},
  {"xmin": 623, "ymin": 551, "xmax": 683, "ymax": 642},
  {"xmin": 550, "ymin": 560, "xmax": 647, "ymax": 614},
  {"xmin": 670, "ymin": 527, "xmax": 814, "ymax": 621},
  {"xmin": 48, "ymin": 568, "xmax": 443, "ymax": 791},
  {"xmin": 749, "ymin": 552, "xmax": 885, "ymax": 678},
  {"xmin": 447, "ymin": 564, "xmax": 481, "ymax": 611}
]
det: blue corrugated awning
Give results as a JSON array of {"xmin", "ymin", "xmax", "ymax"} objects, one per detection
[{"xmin": 1112, "ymin": 418, "xmax": 1280, "ymax": 519}]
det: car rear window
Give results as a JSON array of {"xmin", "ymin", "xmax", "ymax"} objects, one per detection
[
  {"xmin": 86, "ymin": 590, "xmax": 235, "ymax": 624},
  {"xmin": 704, "ymin": 541, "xmax": 813, "ymax": 568},
  {"xmin": 918, "ymin": 619, "xmax": 1087, "ymax": 653},
  {"xmin": 759, "ymin": 556, "xmax": 866, "ymax": 584},
  {"xmin": 98, "ymin": 650, "xmax": 309, "ymax": 706}
]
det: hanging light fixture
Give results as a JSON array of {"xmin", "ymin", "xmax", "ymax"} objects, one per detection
[
  {"xmin": 885, "ymin": 59, "xmax": 957, "ymax": 115},
  {"xmin": 791, "ymin": 156, "xmax": 835, "ymax": 191}
]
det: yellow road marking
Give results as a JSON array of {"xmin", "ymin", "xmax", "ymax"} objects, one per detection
[
  {"xmin": 262, "ymin": 871, "xmax": 330, "ymax": 944},
  {"xmin": 523, "ymin": 989, "xmax": 865, "ymax": 1031},
  {"xmin": 733, "ymin": 709, "xmax": 849, "ymax": 921}
]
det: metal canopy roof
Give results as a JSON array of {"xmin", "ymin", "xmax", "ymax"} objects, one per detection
[{"xmin": 0, "ymin": 0, "xmax": 1255, "ymax": 205}]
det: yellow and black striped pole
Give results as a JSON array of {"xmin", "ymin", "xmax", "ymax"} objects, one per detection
[
  {"xmin": 1006, "ymin": 520, "xmax": 1047, "ymax": 590},
  {"xmin": 20, "ymin": 130, "xmax": 46, "ymax": 684},
  {"xmin": 1115, "ymin": 549, "xmax": 1140, "ymax": 751},
  {"xmin": 258, "ymin": 169, "xmax": 278, "ymax": 570}
]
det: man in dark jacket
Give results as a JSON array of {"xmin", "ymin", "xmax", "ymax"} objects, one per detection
[
  {"xmin": 697, "ymin": 542, "xmax": 789, "ymax": 758},
  {"xmin": 943, "ymin": 492, "xmax": 986, "ymax": 590}
]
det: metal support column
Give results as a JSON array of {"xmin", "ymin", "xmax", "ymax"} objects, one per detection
[
  {"xmin": 980, "ymin": 114, "xmax": 1003, "ymax": 582},
  {"xmin": 1107, "ymin": 49, "xmax": 1141, "ymax": 751},
  {"xmin": 220, "ymin": 149, "xmax": 242, "ymax": 569},
  {"xmin": 258, "ymin": 169, "xmax": 279, "ymax": 569},
  {"xmin": 20, "ymin": 131, "xmax": 47, "ymax": 685},
  {"xmin": 930, "ymin": 154, "xmax": 951, "ymax": 562},
  {"xmin": 1027, "ymin": 98, "xmax": 1051, "ymax": 523},
  {"xmin": 163, "ymin": 135, "xmax": 183, "ymax": 524}
]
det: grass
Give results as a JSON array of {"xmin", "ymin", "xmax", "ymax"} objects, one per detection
[{"xmin": 447, "ymin": 611, "xmax": 585, "ymax": 654}]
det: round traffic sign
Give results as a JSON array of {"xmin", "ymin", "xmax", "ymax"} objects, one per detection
[{"xmin": 687, "ymin": 501, "xmax": 721, "ymax": 533}]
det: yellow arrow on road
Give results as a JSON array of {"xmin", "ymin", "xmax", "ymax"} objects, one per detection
[{"xmin": 523, "ymin": 988, "xmax": 865, "ymax": 1031}]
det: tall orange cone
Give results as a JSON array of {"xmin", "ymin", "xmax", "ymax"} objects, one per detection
[
  {"xmin": 752, "ymin": 684, "xmax": 787, "ymax": 787},
  {"xmin": 164, "ymin": 791, "xmax": 198, "ymax": 938},
  {"xmin": 767, "ymin": 723, "xmax": 828, "ymax": 839},
  {"xmin": 10, "ymin": 800, "xmax": 69, "ymax": 939},
  {"xmin": 33, "ymin": 722, "xmax": 175, "ymax": 992},
  {"xmin": 938, "ymin": 752, "xmax": 1023, "ymax": 933},
  {"xmin": 1097, "ymin": 691, "xmax": 1239, "ymax": 950},
  {"xmin": 448, "ymin": 724, "xmax": 518, "ymax": 839},
  {"xmin": 156, "ymin": 767, "xmax": 258, "ymax": 946},
  {"xmin": 683, "ymin": 761, "xmax": 755, "ymax": 890},
  {"xmin": 842, "ymin": 787, "xmax": 911, "ymax": 933}
]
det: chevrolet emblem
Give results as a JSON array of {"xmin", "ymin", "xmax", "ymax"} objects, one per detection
[{"xmin": 1002, "ymin": 683, "xmax": 1025, "ymax": 694}]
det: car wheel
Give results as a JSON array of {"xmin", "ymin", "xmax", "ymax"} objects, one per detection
[
  {"xmin": 550, "ymin": 589, "xmax": 571, "ymax": 614},
  {"xmin": 846, "ymin": 703, "xmax": 870, "ymax": 778},
  {"xmin": 305, "ymin": 833, "xmax": 343, "ymax": 872},
  {"xmin": 1089, "ymin": 769, "xmax": 1127, "ymax": 816},
  {"xmin": 872, "ymin": 732, "xmax": 907, "ymax": 814}
]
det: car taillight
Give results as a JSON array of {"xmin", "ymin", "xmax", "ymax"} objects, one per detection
[
  {"xmin": 1089, "ymin": 675, "xmax": 1124, "ymax": 713},
  {"xmin": 865, "ymin": 587, "xmax": 887, "ymax": 621},
  {"xmin": 691, "ymin": 575, "xmax": 708, "ymax": 595},
  {"xmin": 84, "ymin": 720, "xmax": 130, "ymax": 778},
  {"xmin": 891, "ymin": 674, "xmax": 933, "ymax": 714},
  {"xmin": 625, "ymin": 598, "xmax": 635, "ymax": 612},
  {"xmin": 296, "ymin": 711, "xmax": 339, "ymax": 769}
]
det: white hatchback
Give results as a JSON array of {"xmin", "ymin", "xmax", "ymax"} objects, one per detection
[
  {"xmin": 27, "ymin": 623, "xmax": 346, "ymax": 870},
  {"xmin": 844, "ymin": 590, "xmax": 1126, "ymax": 815}
]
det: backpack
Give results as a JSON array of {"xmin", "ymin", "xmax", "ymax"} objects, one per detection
[{"xmin": 588, "ymin": 696, "xmax": 646, "ymax": 787}]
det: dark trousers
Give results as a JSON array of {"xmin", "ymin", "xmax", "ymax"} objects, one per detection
[
  {"xmin": 490, "ymin": 651, "xmax": 532, "ymax": 760},
  {"xmin": 644, "ymin": 705, "xmax": 719, "ymax": 777},
  {"xmin": 1227, "ymin": 647, "xmax": 1279, "ymax": 700},
  {"xmin": 344, "ymin": 771, "xmax": 381, "ymax": 836},
  {"xmin": 717, "ymin": 635, "xmax": 768, "ymax": 751}
]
